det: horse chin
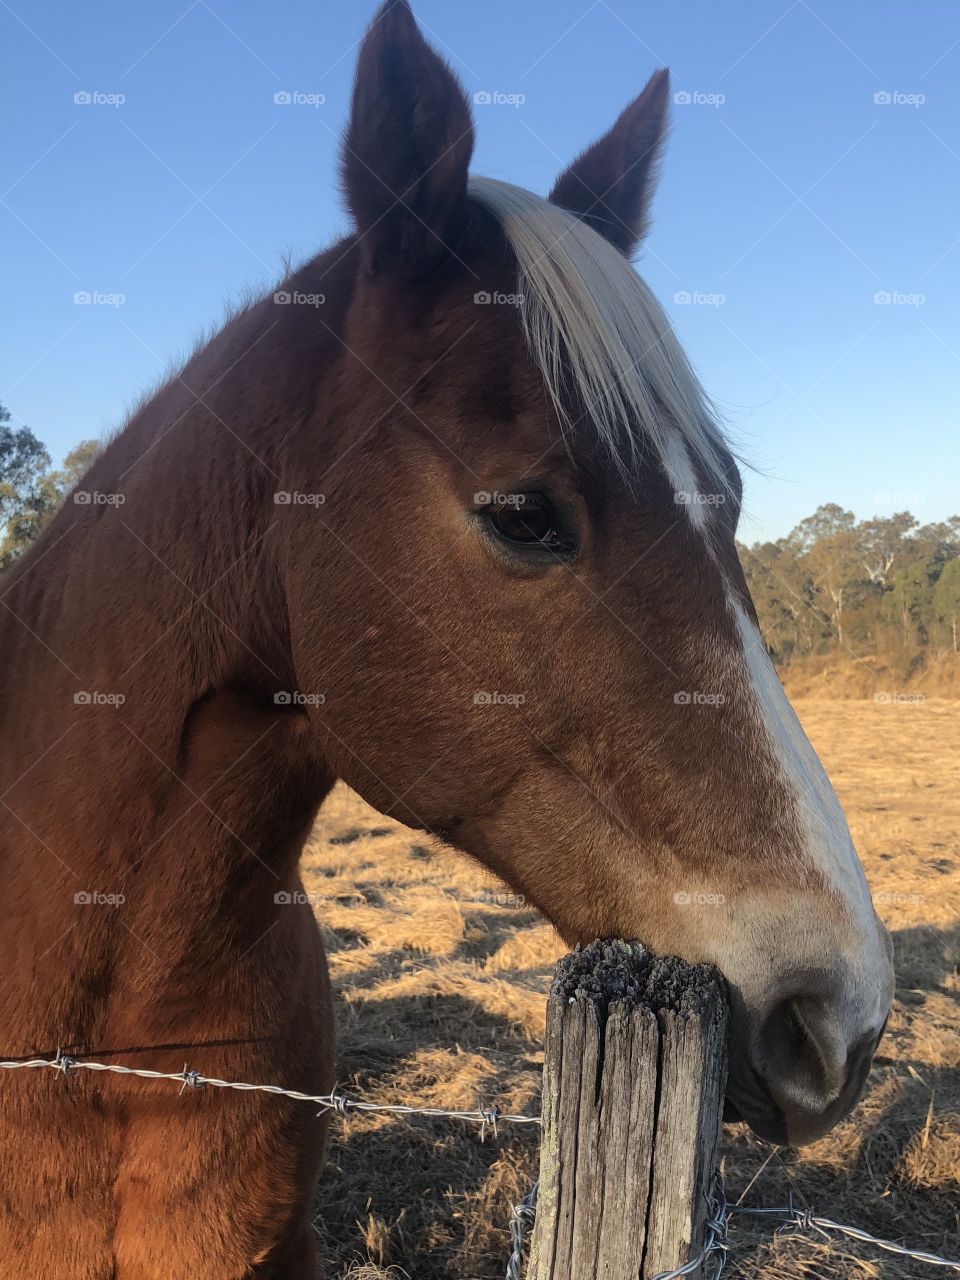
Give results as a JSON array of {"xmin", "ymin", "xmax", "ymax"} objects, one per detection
[{"xmin": 723, "ymin": 1092, "xmax": 788, "ymax": 1146}]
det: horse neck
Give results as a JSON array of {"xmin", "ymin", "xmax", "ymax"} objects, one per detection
[{"xmin": 0, "ymin": 244, "xmax": 357, "ymax": 901}]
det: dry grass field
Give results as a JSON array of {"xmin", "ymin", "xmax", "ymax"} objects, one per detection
[{"xmin": 304, "ymin": 700, "xmax": 960, "ymax": 1279}]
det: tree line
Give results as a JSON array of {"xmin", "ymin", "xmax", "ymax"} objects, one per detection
[
  {"xmin": 739, "ymin": 504, "xmax": 960, "ymax": 669},
  {"xmin": 2, "ymin": 402, "xmax": 958, "ymax": 670},
  {"xmin": 0, "ymin": 401, "xmax": 99, "ymax": 570}
]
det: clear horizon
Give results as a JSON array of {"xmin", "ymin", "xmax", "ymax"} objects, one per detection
[{"xmin": 2, "ymin": 0, "xmax": 958, "ymax": 543}]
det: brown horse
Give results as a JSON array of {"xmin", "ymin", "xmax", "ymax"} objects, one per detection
[{"xmin": 0, "ymin": 2, "xmax": 893, "ymax": 1275}]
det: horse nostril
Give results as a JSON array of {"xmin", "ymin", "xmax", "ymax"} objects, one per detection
[
  {"xmin": 727, "ymin": 985, "xmax": 884, "ymax": 1146},
  {"xmin": 760, "ymin": 994, "xmax": 850, "ymax": 1115}
]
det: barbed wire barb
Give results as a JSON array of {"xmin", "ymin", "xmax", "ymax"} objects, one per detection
[
  {"xmin": 649, "ymin": 1170, "xmax": 729, "ymax": 1280},
  {"xmin": 505, "ymin": 1180, "xmax": 538, "ymax": 1280}
]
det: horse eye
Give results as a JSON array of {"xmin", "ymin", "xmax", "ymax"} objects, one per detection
[{"xmin": 487, "ymin": 495, "xmax": 561, "ymax": 546}]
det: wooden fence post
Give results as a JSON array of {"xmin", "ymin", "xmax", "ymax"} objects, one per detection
[{"xmin": 527, "ymin": 940, "xmax": 729, "ymax": 1280}]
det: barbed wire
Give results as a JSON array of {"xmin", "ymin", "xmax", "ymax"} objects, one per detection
[
  {"xmin": 650, "ymin": 1171, "xmax": 730, "ymax": 1280},
  {"xmin": 500, "ymin": 1174, "xmax": 730, "ymax": 1280},
  {"xmin": 3, "ymin": 1051, "xmax": 959, "ymax": 1277},
  {"xmin": 733, "ymin": 1198, "xmax": 960, "ymax": 1274},
  {"xmin": 0, "ymin": 1051, "xmax": 541, "ymax": 1137},
  {"xmin": 506, "ymin": 1169, "xmax": 960, "ymax": 1280},
  {"xmin": 505, "ymin": 1181, "xmax": 538, "ymax": 1280}
]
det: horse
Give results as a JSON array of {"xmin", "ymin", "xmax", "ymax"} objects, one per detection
[{"xmin": 0, "ymin": 1, "xmax": 894, "ymax": 1275}]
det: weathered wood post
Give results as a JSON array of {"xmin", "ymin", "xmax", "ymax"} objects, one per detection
[{"xmin": 527, "ymin": 940, "xmax": 729, "ymax": 1280}]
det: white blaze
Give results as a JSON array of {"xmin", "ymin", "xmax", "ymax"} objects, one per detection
[
  {"xmin": 661, "ymin": 434, "xmax": 709, "ymax": 529},
  {"xmin": 730, "ymin": 596, "xmax": 890, "ymax": 1029}
]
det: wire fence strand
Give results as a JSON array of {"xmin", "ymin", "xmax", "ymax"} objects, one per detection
[
  {"xmin": 505, "ymin": 1181, "xmax": 538, "ymax": 1280},
  {"xmin": 2, "ymin": 1051, "xmax": 959, "ymax": 1278},
  {"xmin": 505, "ymin": 1169, "xmax": 960, "ymax": 1280},
  {"xmin": 0, "ymin": 1051, "xmax": 541, "ymax": 1133}
]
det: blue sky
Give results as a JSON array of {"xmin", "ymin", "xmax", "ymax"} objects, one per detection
[{"xmin": 2, "ymin": 0, "xmax": 958, "ymax": 543}]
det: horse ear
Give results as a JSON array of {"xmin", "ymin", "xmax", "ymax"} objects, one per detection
[
  {"xmin": 548, "ymin": 69, "xmax": 670, "ymax": 256},
  {"xmin": 341, "ymin": 0, "xmax": 475, "ymax": 271}
]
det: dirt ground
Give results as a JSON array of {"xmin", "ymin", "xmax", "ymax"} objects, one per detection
[{"xmin": 304, "ymin": 700, "xmax": 960, "ymax": 1279}]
